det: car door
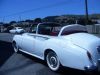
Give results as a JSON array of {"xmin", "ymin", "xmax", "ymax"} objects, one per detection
[
  {"xmin": 32, "ymin": 23, "xmax": 52, "ymax": 57},
  {"xmin": 21, "ymin": 34, "xmax": 36, "ymax": 53},
  {"xmin": 33, "ymin": 34, "xmax": 49, "ymax": 57}
]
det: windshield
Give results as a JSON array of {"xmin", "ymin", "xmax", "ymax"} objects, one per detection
[{"xmin": 38, "ymin": 23, "xmax": 62, "ymax": 36}]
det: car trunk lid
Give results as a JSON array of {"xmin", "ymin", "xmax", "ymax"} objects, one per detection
[{"xmin": 62, "ymin": 33, "xmax": 100, "ymax": 63}]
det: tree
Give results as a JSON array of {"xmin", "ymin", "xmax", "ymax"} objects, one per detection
[
  {"xmin": 5, "ymin": 25, "xmax": 14, "ymax": 32},
  {"xmin": 0, "ymin": 22, "xmax": 3, "ymax": 24},
  {"xmin": 3, "ymin": 23, "xmax": 10, "ymax": 28},
  {"xmin": 43, "ymin": 16, "xmax": 59, "ymax": 22},
  {"xmin": 34, "ymin": 18, "xmax": 42, "ymax": 23},
  {"xmin": 66, "ymin": 19, "xmax": 76, "ymax": 24},
  {"xmin": 77, "ymin": 18, "xmax": 95, "ymax": 25},
  {"xmin": 9, "ymin": 21, "xmax": 16, "ymax": 25},
  {"xmin": 25, "ymin": 19, "xmax": 33, "ymax": 23}
]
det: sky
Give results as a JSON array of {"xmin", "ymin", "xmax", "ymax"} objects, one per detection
[{"xmin": 0, "ymin": 0, "xmax": 100, "ymax": 23}]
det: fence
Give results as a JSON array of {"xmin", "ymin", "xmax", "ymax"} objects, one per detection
[{"xmin": 86, "ymin": 24, "xmax": 100, "ymax": 34}]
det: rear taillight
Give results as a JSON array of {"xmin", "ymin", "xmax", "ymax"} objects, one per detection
[{"xmin": 87, "ymin": 51, "xmax": 92, "ymax": 60}]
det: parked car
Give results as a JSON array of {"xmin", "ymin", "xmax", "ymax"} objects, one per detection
[
  {"xmin": 12, "ymin": 22, "xmax": 100, "ymax": 72},
  {"xmin": 9, "ymin": 27, "xmax": 25, "ymax": 34}
]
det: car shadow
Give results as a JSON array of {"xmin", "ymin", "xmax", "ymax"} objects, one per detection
[
  {"xmin": 0, "ymin": 41, "xmax": 14, "ymax": 67},
  {"xmin": 20, "ymin": 51, "xmax": 100, "ymax": 75},
  {"xmin": 0, "ymin": 41, "xmax": 99, "ymax": 75}
]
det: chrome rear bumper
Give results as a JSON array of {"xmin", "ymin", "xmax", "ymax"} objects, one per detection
[
  {"xmin": 84, "ymin": 59, "xmax": 100, "ymax": 71},
  {"xmin": 84, "ymin": 65, "xmax": 97, "ymax": 71}
]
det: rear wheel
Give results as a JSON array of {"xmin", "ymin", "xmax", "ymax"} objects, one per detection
[
  {"xmin": 46, "ymin": 51, "xmax": 61, "ymax": 71},
  {"xmin": 12, "ymin": 42, "xmax": 19, "ymax": 52}
]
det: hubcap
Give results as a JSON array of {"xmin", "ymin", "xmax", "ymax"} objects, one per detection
[{"xmin": 49, "ymin": 56, "xmax": 57, "ymax": 68}]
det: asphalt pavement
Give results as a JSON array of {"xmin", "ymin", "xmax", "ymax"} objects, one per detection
[
  {"xmin": 0, "ymin": 33, "xmax": 100, "ymax": 75},
  {"xmin": 0, "ymin": 41, "xmax": 14, "ymax": 67}
]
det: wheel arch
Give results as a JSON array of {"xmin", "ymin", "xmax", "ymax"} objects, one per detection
[
  {"xmin": 12, "ymin": 40, "xmax": 16, "ymax": 44},
  {"xmin": 12, "ymin": 40, "xmax": 17, "ymax": 47},
  {"xmin": 12, "ymin": 40, "xmax": 18, "ymax": 48},
  {"xmin": 44, "ymin": 49, "xmax": 55, "ymax": 61}
]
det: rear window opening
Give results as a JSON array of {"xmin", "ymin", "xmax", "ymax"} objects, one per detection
[{"xmin": 61, "ymin": 30, "xmax": 87, "ymax": 35}]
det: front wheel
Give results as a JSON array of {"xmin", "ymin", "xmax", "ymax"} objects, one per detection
[{"xmin": 46, "ymin": 51, "xmax": 61, "ymax": 71}]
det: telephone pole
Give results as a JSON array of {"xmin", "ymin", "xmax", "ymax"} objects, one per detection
[
  {"xmin": 19, "ymin": 16, "xmax": 22, "ymax": 21},
  {"xmin": 85, "ymin": 0, "xmax": 89, "ymax": 25}
]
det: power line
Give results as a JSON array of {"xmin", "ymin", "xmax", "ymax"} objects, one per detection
[{"xmin": 0, "ymin": 1, "xmax": 74, "ymax": 18}]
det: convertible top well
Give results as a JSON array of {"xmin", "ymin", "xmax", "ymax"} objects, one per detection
[{"xmin": 35, "ymin": 23, "xmax": 87, "ymax": 36}]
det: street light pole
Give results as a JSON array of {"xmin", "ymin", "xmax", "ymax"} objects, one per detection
[{"xmin": 85, "ymin": 0, "xmax": 89, "ymax": 25}]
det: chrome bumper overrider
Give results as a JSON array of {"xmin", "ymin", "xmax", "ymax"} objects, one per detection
[{"xmin": 84, "ymin": 59, "xmax": 100, "ymax": 71}]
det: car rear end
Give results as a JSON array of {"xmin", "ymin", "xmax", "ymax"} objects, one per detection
[{"xmin": 61, "ymin": 33, "xmax": 100, "ymax": 72}]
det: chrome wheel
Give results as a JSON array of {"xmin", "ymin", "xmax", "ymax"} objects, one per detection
[{"xmin": 46, "ymin": 51, "xmax": 60, "ymax": 71}]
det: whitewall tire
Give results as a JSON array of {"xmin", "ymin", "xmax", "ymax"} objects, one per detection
[{"xmin": 46, "ymin": 51, "xmax": 60, "ymax": 71}]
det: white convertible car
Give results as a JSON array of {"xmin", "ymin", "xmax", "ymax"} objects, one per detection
[{"xmin": 12, "ymin": 22, "xmax": 100, "ymax": 72}]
